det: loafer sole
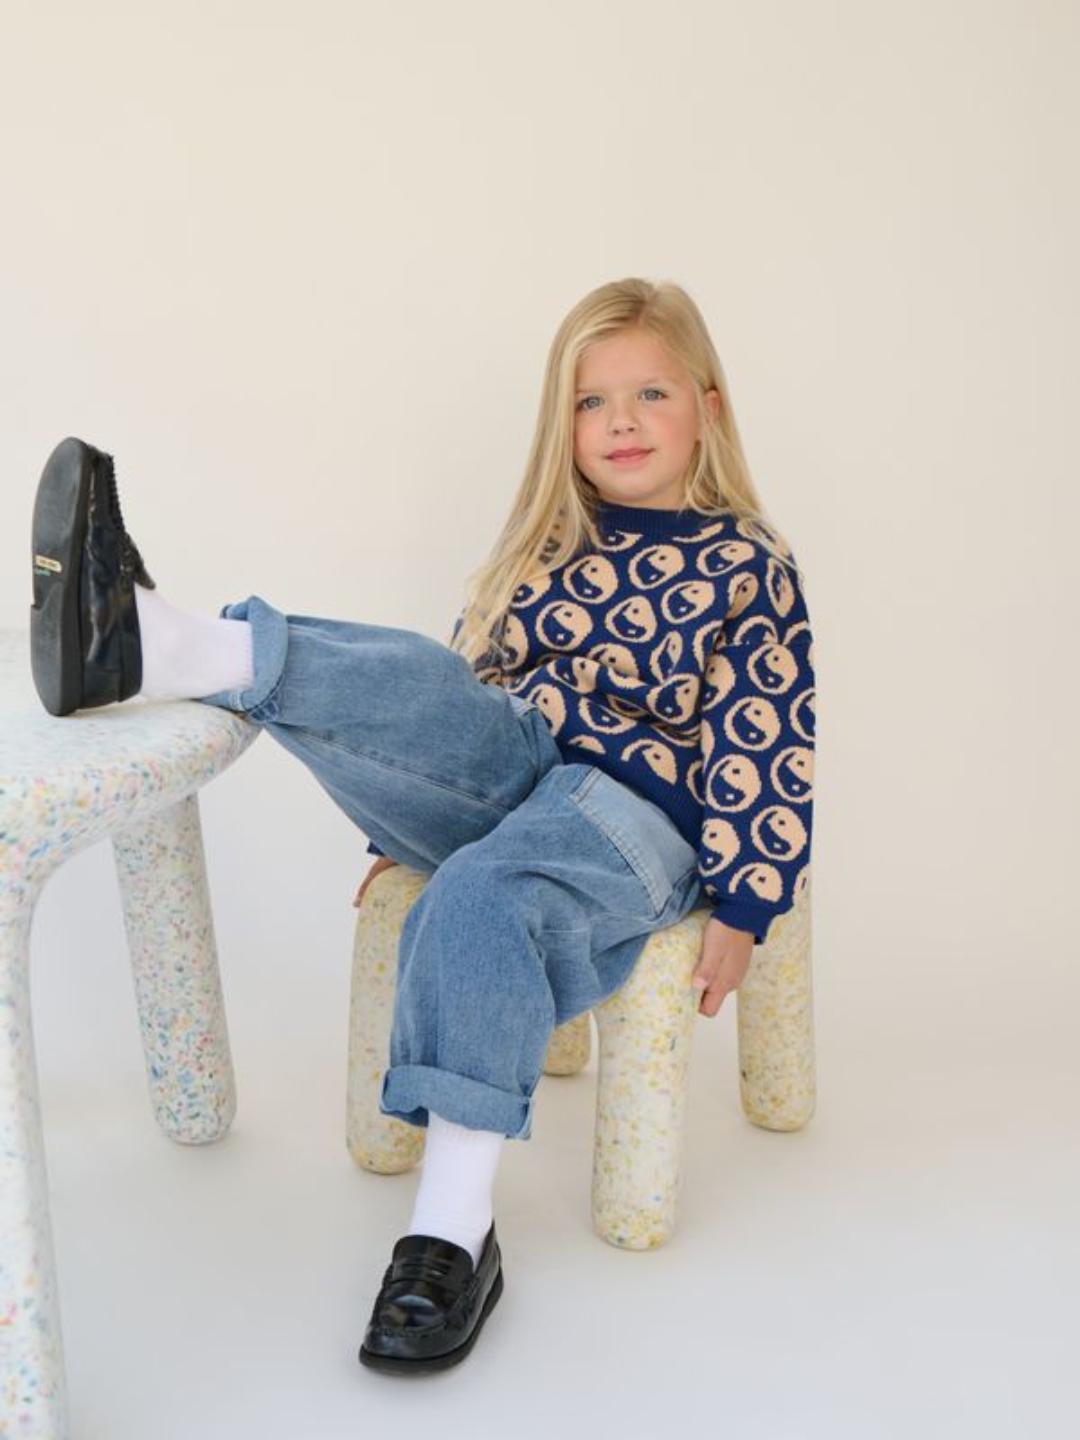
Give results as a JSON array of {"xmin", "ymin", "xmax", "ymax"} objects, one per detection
[
  {"xmin": 358, "ymin": 1263, "xmax": 504, "ymax": 1375},
  {"xmin": 30, "ymin": 438, "xmax": 95, "ymax": 716}
]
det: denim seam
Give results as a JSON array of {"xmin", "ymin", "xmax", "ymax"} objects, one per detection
[
  {"xmin": 568, "ymin": 766, "xmax": 602, "ymax": 802},
  {"xmin": 569, "ymin": 773, "xmax": 667, "ymax": 917},
  {"xmin": 581, "ymin": 813, "xmax": 664, "ymax": 914},
  {"xmin": 674, "ymin": 863, "xmax": 701, "ymax": 895},
  {"xmin": 246, "ymin": 673, "xmax": 286, "ymax": 723},
  {"xmin": 278, "ymin": 725, "xmax": 518, "ymax": 822}
]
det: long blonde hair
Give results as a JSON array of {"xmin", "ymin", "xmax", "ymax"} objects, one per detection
[{"xmin": 450, "ymin": 276, "xmax": 802, "ymax": 675}]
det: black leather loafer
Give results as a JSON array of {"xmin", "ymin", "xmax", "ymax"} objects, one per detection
[
  {"xmin": 359, "ymin": 1223, "xmax": 504, "ymax": 1375},
  {"xmin": 30, "ymin": 436, "xmax": 154, "ymax": 716}
]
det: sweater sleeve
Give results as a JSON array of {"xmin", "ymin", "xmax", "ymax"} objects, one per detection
[{"xmin": 697, "ymin": 544, "xmax": 816, "ymax": 945}]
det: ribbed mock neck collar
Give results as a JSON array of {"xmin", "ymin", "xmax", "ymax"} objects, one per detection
[{"xmin": 594, "ymin": 497, "xmax": 711, "ymax": 540}]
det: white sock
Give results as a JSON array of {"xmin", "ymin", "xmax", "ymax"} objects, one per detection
[
  {"xmin": 407, "ymin": 1113, "xmax": 504, "ymax": 1268},
  {"xmin": 134, "ymin": 584, "xmax": 254, "ymax": 700}
]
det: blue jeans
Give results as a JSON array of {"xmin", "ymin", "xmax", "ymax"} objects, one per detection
[{"xmin": 200, "ymin": 595, "xmax": 704, "ymax": 1140}]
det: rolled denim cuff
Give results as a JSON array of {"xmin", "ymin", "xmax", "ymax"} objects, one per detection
[
  {"xmin": 380, "ymin": 1063, "xmax": 535, "ymax": 1140},
  {"xmin": 197, "ymin": 594, "xmax": 289, "ymax": 716}
]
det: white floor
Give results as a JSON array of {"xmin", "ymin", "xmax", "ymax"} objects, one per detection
[{"xmin": 27, "ymin": 806, "xmax": 1078, "ymax": 1440}]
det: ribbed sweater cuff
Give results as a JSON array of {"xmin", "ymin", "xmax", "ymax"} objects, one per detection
[{"xmin": 708, "ymin": 897, "xmax": 776, "ymax": 945}]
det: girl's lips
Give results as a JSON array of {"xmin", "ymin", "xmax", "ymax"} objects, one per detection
[{"xmin": 607, "ymin": 449, "xmax": 653, "ymax": 465}]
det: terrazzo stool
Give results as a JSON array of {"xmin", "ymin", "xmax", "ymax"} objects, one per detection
[
  {"xmin": 0, "ymin": 630, "xmax": 257, "ymax": 1440},
  {"xmin": 347, "ymin": 862, "xmax": 814, "ymax": 1250}
]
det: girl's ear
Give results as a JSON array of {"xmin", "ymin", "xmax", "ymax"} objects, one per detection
[{"xmin": 700, "ymin": 387, "xmax": 722, "ymax": 433}]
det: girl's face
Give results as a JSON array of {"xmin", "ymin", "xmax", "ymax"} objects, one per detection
[{"xmin": 572, "ymin": 328, "xmax": 720, "ymax": 509}]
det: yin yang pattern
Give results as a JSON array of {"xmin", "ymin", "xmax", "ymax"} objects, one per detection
[{"xmin": 462, "ymin": 505, "xmax": 815, "ymax": 942}]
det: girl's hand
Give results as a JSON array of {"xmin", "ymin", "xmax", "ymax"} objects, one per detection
[
  {"xmin": 691, "ymin": 916, "xmax": 754, "ymax": 1017},
  {"xmin": 353, "ymin": 855, "xmax": 399, "ymax": 908}
]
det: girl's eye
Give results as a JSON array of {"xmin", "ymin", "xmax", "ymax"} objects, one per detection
[{"xmin": 575, "ymin": 388, "xmax": 666, "ymax": 412}]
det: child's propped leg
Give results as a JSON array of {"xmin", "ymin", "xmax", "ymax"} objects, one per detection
[{"xmin": 134, "ymin": 584, "xmax": 254, "ymax": 700}]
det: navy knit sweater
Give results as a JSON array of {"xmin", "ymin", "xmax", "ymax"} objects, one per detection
[{"xmin": 370, "ymin": 497, "xmax": 816, "ymax": 944}]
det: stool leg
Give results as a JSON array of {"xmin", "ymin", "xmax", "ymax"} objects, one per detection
[
  {"xmin": 112, "ymin": 795, "xmax": 237, "ymax": 1144},
  {"xmin": 543, "ymin": 1013, "xmax": 591, "ymax": 1076},
  {"xmin": 591, "ymin": 912, "xmax": 706, "ymax": 1250},
  {"xmin": 737, "ymin": 876, "xmax": 815, "ymax": 1131},
  {"xmin": 0, "ymin": 881, "xmax": 69, "ymax": 1439},
  {"xmin": 346, "ymin": 866, "xmax": 426, "ymax": 1174}
]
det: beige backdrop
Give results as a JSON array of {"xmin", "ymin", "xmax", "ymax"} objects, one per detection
[{"xmin": 1, "ymin": 2, "xmax": 1076, "ymax": 1433}]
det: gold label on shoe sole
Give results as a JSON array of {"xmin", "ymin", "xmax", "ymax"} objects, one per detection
[{"xmin": 34, "ymin": 555, "xmax": 62, "ymax": 574}]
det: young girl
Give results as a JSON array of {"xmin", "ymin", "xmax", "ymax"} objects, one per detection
[{"xmin": 29, "ymin": 276, "xmax": 816, "ymax": 1376}]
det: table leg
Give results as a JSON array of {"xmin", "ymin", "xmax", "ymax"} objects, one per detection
[
  {"xmin": 112, "ymin": 795, "xmax": 237, "ymax": 1145},
  {"xmin": 0, "ymin": 882, "xmax": 69, "ymax": 1439}
]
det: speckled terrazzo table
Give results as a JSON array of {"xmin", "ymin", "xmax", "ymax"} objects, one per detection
[{"xmin": 0, "ymin": 630, "xmax": 257, "ymax": 1440}]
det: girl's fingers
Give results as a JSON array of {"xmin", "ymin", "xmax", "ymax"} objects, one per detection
[
  {"xmin": 696, "ymin": 980, "xmax": 726, "ymax": 1017},
  {"xmin": 691, "ymin": 955, "xmax": 719, "ymax": 993}
]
